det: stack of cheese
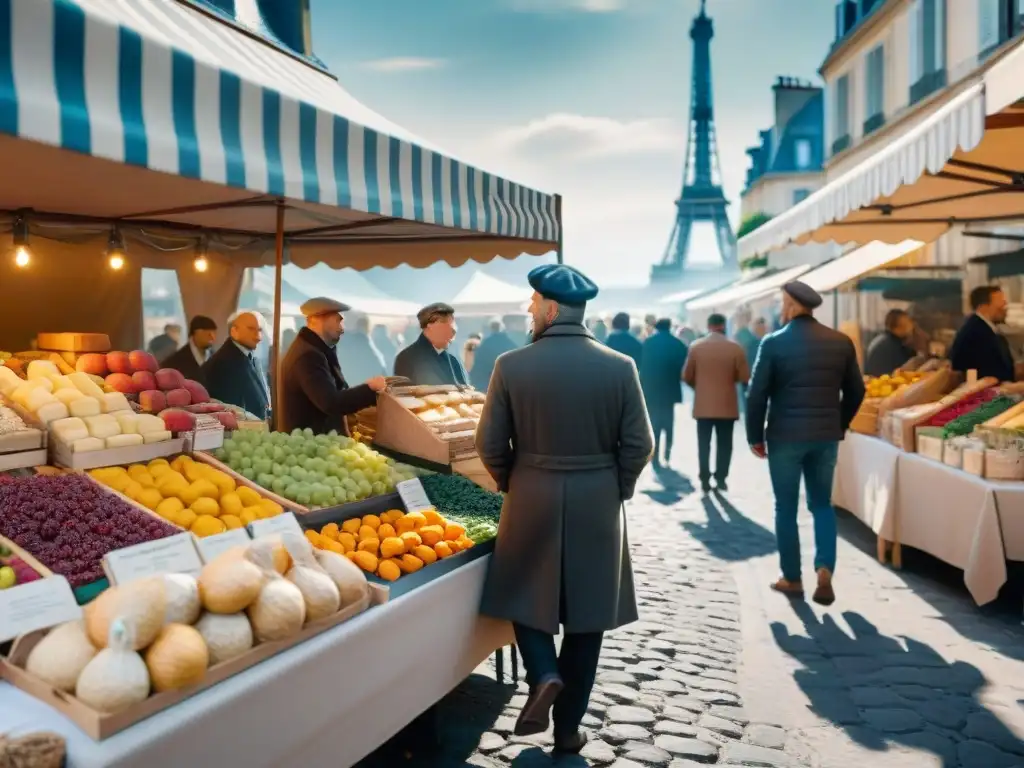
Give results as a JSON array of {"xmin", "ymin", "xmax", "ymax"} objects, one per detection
[
  {"xmin": 393, "ymin": 388, "xmax": 485, "ymax": 428},
  {"xmin": 0, "ymin": 360, "xmax": 172, "ymax": 453}
]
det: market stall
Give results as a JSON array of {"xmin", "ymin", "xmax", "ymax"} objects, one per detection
[
  {"xmin": 831, "ymin": 365, "xmax": 1024, "ymax": 605},
  {"xmin": 0, "ymin": 0, "xmax": 554, "ymax": 762},
  {"xmin": 450, "ymin": 271, "xmax": 533, "ymax": 317}
]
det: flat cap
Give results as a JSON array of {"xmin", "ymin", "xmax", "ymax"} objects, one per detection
[
  {"xmin": 300, "ymin": 297, "xmax": 351, "ymax": 317},
  {"xmin": 782, "ymin": 280, "xmax": 822, "ymax": 310},
  {"xmin": 528, "ymin": 264, "xmax": 599, "ymax": 307},
  {"xmin": 417, "ymin": 302, "xmax": 456, "ymax": 327}
]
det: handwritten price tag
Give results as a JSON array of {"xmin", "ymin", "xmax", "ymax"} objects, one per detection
[
  {"xmin": 247, "ymin": 512, "xmax": 304, "ymax": 540},
  {"xmin": 194, "ymin": 528, "xmax": 251, "ymax": 563},
  {"xmin": 0, "ymin": 577, "xmax": 82, "ymax": 643},
  {"xmin": 102, "ymin": 533, "xmax": 203, "ymax": 585},
  {"xmin": 397, "ymin": 478, "xmax": 433, "ymax": 514}
]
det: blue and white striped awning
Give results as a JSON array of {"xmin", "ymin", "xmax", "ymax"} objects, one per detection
[{"xmin": 0, "ymin": 0, "xmax": 559, "ymax": 268}]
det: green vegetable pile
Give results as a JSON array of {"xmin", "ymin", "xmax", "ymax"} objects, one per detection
[
  {"xmin": 942, "ymin": 395, "xmax": 1017, "ymax": 438},
  {"xmin": 421, "ymin": 474, "xmax": 502, "ymax": 543}
]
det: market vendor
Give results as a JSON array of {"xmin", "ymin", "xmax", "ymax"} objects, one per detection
[
  {"xmin": 864, "ymin": 309, "xmax": 917, "ymax": 377},
  {"xmin": 950, "ymin": 285, "xmax": 1016, "ymax": 382},
  {"xmin": 203, "ymin": 311, "xmax": 271, "ymax": 422},
  {"xmin": 393, "ymin": 302, "xmax": 469, "ymax": 386},
  {"xmin": 278, "ymin": 298, "xmax": 386, "ymax": 435}
]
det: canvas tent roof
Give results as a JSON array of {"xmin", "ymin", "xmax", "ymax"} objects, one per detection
[
  {"xmin": 450, "ymin": 271, "xmax": 532, "ymax": 315},
  {"xmin": 1, "ymin": 0, "xmax": 559, "ymax": 270}
]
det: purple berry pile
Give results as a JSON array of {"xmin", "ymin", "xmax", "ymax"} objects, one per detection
[{"xmin": 0, "ymin": 473, "xmax": 180, "ymax": 587}]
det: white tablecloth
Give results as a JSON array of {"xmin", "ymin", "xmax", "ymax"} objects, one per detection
[
  {"xmin": 833, "ymin": 435, "xmax": 1024, "ymax": 605},
  {"xmin": 0, "ymin": 556, "xmax": 512, "ymax": 768},
  {"xmin": 832, "ymin": 433, "xmax": 901, "ymax": 538}
]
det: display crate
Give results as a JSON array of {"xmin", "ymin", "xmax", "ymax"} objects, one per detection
[
  {"xmin": 51, "ymin": 436, "xmax": 186, "ymax": 471},
  {"xmin": 1, "ymin": 584, "xmax": 388, "ymax": 740},
  {"xmin": 299, "ymin": 494, "xmax": 494, "ymax": 599}
]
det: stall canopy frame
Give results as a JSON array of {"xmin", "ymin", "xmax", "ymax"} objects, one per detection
[{"xmin": 737, "ymin": 34, "xmax": 1024, "ymax": 260}]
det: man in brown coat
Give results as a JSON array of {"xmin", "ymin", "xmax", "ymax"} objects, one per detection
[
  {"xmin": 476, "ymin": 263, "xmax": 653, "ymax": 754},
  {"xmin": 683, "ymin": 313, "xmax": 750, "ymax": 494}
]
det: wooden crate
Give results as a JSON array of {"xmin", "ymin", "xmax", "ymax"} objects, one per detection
[
  {"xmin": 51, "ymin": 437, "xmax": 186, "ymax": 471},
  {"xmin": 0, "ymin": 534, "xmax": 53, "ymax": 579},
  {"xmin": 0, "ymin": 394, "xmax": 48, "ymax": 470},
  {"xmin": 1, "ymin": 584, "xmax": 388, "ymax": 740},
  {"xmin": 372, "ymin": 389, "xmax": 495, "ymax": 491}
]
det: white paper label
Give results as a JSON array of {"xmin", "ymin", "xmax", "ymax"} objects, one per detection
[
  {"xmin": 102, "ymin": 533, "xmax": 203, "ymax": 585},
  {"xmin": 247, "ymin": 511, "xmax": 304, "ymax": 540},
  {"xmin": 194, "ymin": 528, "xmax": 251, "ymax": 563},
  {"xmin": 0, "ymin": 576, "xmax": 82, "ymax": 643},
  {"xmin": 397, "ymin": 478, "xmax": 433, "ymax": 514}
]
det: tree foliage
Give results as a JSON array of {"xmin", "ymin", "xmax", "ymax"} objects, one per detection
[{"xmin": 736, "ymin": 211, "xmax": 772, "ymax": 239}]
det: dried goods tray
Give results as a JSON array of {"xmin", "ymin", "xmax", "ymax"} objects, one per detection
[
  {"xmin": 299, "ymin": 494, "xmax": 494, "ymax": 599},
  {"xmin": 0, "ymin": 395, "xmax": 48, "ymax": 470},
  {"xmin": 193, "ymin": 451, "xmax": 308, "ymax": 514},
  {"xmin": 1, "ymin": 584, "xmax": 389, "ymax": 740}
]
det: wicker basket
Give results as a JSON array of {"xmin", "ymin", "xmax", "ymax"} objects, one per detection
[{"xmin": 0, "ymin": 732, "xmax": 66, "ymax": 768}]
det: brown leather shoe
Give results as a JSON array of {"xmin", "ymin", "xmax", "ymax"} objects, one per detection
[
  {"xmin": 770, "ymin": 577, "xmax": 804, "ymax": 598},
  {"xmin": 813, "ymin": 568, "xmax": 835, "ymax": 606},
  {"xmin": 513, "ymin": 675, "xmax": 564, "ymax": 736}
]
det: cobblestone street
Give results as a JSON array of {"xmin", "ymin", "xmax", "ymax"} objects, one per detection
[{"xmin": 367, "ymin": 410, "xmax": 1024, "ymax": 767}]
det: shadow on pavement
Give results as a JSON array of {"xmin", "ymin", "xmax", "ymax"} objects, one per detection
[
  {"xmin": 772, "ymin": 604, "xmax": 1024, "ymax": 767},
  {"xmin": 640, "ymin": 463, "xmax": 694, "ymax": 505},
  {"xmin": 509, "ymin": 746, "xmax": 590, "ymax": 767},
  {"xmin": 680, "ymin": 492, "xmax": 778, "ymax": 562},
  {"xmin": 834, "ymin": 511, "xmax": 1024, "ymax": 663},
  {"xmin": 356, "ymin": 673, "xmax": 515, "ymax": 767}
]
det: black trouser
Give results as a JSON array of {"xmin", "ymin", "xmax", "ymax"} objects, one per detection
[
  {"xmin": 513, "ymin": 623, "xmax": 603, "ymax": 740},
  {"xmin": 648, "ymin": 403, "xmax": 675, "ymax": 461},
  {"xmin": 697, "ymin": 417, "xmax": 735, "ymax": 485}
]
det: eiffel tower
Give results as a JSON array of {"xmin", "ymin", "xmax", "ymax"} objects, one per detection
[{"xmin": 651, "ymin": 0, "xmax": 737, "ymax": 282}]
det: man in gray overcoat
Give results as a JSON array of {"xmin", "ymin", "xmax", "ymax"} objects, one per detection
[{"xmin": 476, "ymin": 263, "xmax": 654, "ymax": 754}]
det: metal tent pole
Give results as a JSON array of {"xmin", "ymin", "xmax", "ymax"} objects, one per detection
[
  {"xmin": 555, "ymin": 194, "xmax": 564, "ymax": 265},
  {"xmin": 271, "ymin": 201, "xmax": 285, "ymax": 429}
]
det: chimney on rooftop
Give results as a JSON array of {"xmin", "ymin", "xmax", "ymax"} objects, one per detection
[{"xmin": 772, "ymin": 76, "xmax": 820, "ymax": 136}]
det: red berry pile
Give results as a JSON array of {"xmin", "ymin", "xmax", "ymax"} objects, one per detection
[{"xmin": 0, "ymin": 474, "xmax": 180, "ymax": 587}]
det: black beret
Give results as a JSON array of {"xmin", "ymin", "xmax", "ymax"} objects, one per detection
[
  {"xmin": 189, "ymin": 315, "xmax": 217, "ymax": 334},
  {"xmin": 527, "ymin": 264, "xmax": 599, "ymax": 306},
  {"xmin": 782, "ymin": 280, "xmax": 822, "ymax": 310}
]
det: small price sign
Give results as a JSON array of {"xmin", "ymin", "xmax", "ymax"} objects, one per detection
[
  {"xmin": 102, "ymin": 533, "xmax": 203, "ymax": 585},
  {"xmin": 194, "ymin": 528, "xmax": 252, "ymax": 563},
  {"xmin": 397, "ymin": 478, "xmax": 433, "ymax": 514},
  {"xmin": 0, "ymin": 576, "xmax": 82, "ymax": 643},
  {"xmin": 247, "ymin": 511, "xmax": 304, "ymax": 540}
]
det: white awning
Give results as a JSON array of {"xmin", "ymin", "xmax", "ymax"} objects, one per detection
[
  {"xmin": 685, "ymin": 265, "xmax": 810, "ymax": 311},
  {"xmin": 799, "ymin": 240, "xmax": 924, "ymax": 293},
  {"xmin": 450, "ymin": 271, "xmax": 532, "ymax": 315},
  {"xmin": 657, "ymin": 289, "xmax": 702, "ymax": 305},
  {"xmin": 0, "ymin": 0, "xmax": 559, "ymax": 271},
  {"xmin": 737, "ymin": 36, "xmax": 1024, "ymax": 260}
]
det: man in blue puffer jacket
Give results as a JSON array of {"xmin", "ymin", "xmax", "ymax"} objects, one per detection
[{"xmin": 746, "ymin": 281, "xmax": 865, "ymax": 606}]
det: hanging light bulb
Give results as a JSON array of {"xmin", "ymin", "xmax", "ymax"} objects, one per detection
[
  {"xmin": 106, "ymin": 227, "xmax": 127, "ymax": 270},
  {"xmin": 11, "ymin": 214, "xmax": 30, "ymax": 268},
  {"xmin": 194, "ymin": 238, "xmax": 209, "ymax": 273}
]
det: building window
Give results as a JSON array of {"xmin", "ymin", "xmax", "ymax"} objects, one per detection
[
  {"xmin": 793, "ymin": 189, "xmax": 811, "ymax": 205},
  {"xmin": 794, "ymin": 139, "xmax": 812, "ymax": 169},
  {"xmin": 831, "ymin": 74, "xmax": 850, "ymax": 155},
  {"xmin": 909, "ymin": 0, "xmax": 947, "ymax": 105},
  {"xmin": 864, "ymin": 45, "xmax": 884, "ymax": 124},
  {"xmin": 978, "ymin": 0, "xmax": 1024, "ymax": 58}
]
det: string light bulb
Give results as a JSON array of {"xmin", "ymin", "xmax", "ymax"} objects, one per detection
[
  {"xmin": 106, "ymin": 227, "xmax": 127, "ymax": 271},
  {"xmin": 11, "ymin": 214, "xmax": 30, "ymax": 268},
  {"xmin": 194, "ymin": 239, "xmax": 209, "ymax": 273}
]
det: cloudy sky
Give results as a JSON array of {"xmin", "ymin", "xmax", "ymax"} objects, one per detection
[{"xmin": 307, "ymin": 0, "xmax": 834, "ymax": 286}]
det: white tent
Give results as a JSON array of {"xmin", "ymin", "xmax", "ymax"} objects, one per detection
[{"xmin": 450, "ymin": 271, "xmax": 532, "ymax": 316}]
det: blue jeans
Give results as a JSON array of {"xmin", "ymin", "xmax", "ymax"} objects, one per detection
[{"xmin": 767, "ymin": 440, "xmax": 839, "ymax": 582}]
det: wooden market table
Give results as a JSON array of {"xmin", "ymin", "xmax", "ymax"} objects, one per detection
[
  {"xmin": 833, "ymin": 433, "xmax": 1024, "ymax": 605},
  {"xmin": 0, "ymin": 556, "xmax": 512, "ymax": 768}
]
